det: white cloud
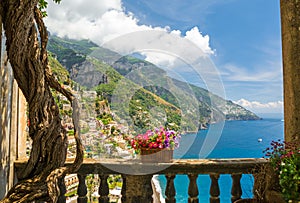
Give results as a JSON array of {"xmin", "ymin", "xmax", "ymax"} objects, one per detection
[
  {"xmin": 45, "ymin": 2, "xmax": 152, "ymax": 43},
  {"xmin": 45, "ymin": 0, "xmax": 214, "ymax": 65},
  {"xmin": 47, "ymin": 0, "xmax": 122, "ymax": 21},
  {"xmin": 141, "ymin": 51, "xmax": 177, "ymax": 68},
  {"xmin": 138, "ymin": 27, "xmax": 214, "ymax": 68},
  {"xmin": 170, "ymin": 30, "xmax": 182, "ymax": 36},
  {"xmin": 184, "ymin": 27, "xmax": 214, "ymax": 55},
  {"xmin": 221, "ymin": 63, "xmax": 282, "ymax": 82},
  {"xmin": 234, "ymin": 98, "xmax": 283, "ymax": 113}
]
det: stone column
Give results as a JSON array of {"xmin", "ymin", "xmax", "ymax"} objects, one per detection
[
  {"xmin": 8, "ymin": 80, "xmax": 18, "ymax": 188},
  {"xmin": 17, "ymin": 90, "xmax": 27, "ymax": 159},
  {"xmin": 125, "ymin": 175, "xmax": 153, "ymax": 203},
  {"xmin": 281, "ymin": 0, "xmax": 300, "ymax": 146}
]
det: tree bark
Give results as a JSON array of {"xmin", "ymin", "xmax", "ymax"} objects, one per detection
[
  {"xmin": 0, "ymin": 0, "xmax": 84, "ymax": 202},
  {"xmin": 281, "ymin": 0, "xmax": 300, "ymax": 147}
]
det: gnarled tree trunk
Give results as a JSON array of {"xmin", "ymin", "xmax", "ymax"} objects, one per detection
[{"xmin": 0, "ymin": 0, "xmax": 83, "ymax": 202}]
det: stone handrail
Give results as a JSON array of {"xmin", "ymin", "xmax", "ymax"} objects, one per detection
[{"xmin": 14, "ymin": 158, "xmax": 268, "ymax": 203}]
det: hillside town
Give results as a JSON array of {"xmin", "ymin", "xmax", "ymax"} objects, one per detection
[
  {"xmin": 48, "ymin": 88, "xmax": 132, "ymax": 202},
  {"xmin": 57, "ymin": 88, "xmax": 133, "ymax": 158}
]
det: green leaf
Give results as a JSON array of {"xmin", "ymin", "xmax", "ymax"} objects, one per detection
[{"xmin": 38, "ymin": 0, "xmax": 61, "ymax": 17}]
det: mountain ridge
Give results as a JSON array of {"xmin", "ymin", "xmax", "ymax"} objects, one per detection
[{"xmin": 47, "ymin": 35, "xmax": 260, "ymax": 132}]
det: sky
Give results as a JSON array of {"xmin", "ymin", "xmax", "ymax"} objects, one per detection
[{"xmin": 45, "ymin": 0, "xmax": 283, "ymax": 114}]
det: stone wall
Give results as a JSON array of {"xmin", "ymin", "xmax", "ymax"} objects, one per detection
[
  {"xmin": 0, "ymin": 27, "xmax": 27, "ymax": 199},
  {"xmin": 0, "ymin": 25, "xmax": 14, "ymax": 198}
]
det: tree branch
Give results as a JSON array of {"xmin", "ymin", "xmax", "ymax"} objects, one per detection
[{"xmin": 0, "ymin": 1, "xmax": 84, "ymax": 202}]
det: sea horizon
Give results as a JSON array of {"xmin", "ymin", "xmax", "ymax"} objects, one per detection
[{"xmin": 256, "ymin": 112, "xmax": 284, "ymax": 119}]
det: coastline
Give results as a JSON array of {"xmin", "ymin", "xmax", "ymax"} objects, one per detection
[{"xmin": 152, "ymin": 175, "xmax": 165, "ymax": 203}]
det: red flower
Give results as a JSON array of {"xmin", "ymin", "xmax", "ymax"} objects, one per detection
[{"xmin": 129, "ymin": 127, "xmax": 181, "ymax": 153}]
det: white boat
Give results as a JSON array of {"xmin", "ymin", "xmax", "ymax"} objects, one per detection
[{"xmin": 258, "ymin": 138, "xmax": 263, "ymax": 142}]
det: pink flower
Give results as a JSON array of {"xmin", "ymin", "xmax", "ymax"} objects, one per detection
[
  {"xmin": 143, "ymin": 134, "xmax": 149, "ymax": 140},
  {"xmin": 130, "ymin": 127, "xmax": 181, "ymax": 153}
]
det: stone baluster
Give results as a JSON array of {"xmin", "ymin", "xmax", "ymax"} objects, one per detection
[
  {"xmin": 57, "ymin": 175, "xmax": 66, "ymax": 203},
  {"xmin": 231, "ymin": 174, "xmax": 242, "ymax": 202},
  {"xmin": 142, "ymin": 175, "xmax": 153, "ymax": 202},
  {"xmin": 77, "ymin": 174, "xmax": 88, "ymax": 203},
  {"xmin": 165, "ymin": 174, "xmax": 176, "ymax": 203},
  {"xmin": 99, "ymin": 174, "xmax": 109, "ymax": 203},
  {"xmin": 209, "ymin": 174, "xmax": 220, "ymax": 203},
  {"xmin": 188, "ymin": 174, "xmax": 199, "ymax": 203},
  {"xmin": 121, "ymin": 175, "xmax": 127, "ymax": 202}
]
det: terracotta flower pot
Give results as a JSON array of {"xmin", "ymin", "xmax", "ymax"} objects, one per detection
[{"xmin": 140, "ymin": 148, "xmax": 173, "ymax": 163}]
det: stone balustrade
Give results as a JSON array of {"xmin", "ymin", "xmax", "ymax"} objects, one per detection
[{"xmin": 14, "ymin": 158, "xmax": 268, "ymax": 203}]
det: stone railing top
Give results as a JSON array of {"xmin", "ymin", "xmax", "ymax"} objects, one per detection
[{"xmin": 15, "ymin": 158, "xmax": 268, "ymax": 176}]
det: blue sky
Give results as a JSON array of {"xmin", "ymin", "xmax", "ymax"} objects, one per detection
[{"xmin": 46, "ymin": 0, "xmax": 283, "ymax": 114}]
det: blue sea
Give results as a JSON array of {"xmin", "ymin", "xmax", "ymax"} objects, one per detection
[{"xmin": 158, "ymin": 114, "xmax": 284, "ymax": 203}]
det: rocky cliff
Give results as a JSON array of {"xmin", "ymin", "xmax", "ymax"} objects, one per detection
[{"xmin": 47, "ymin": 35, "xmax": 260, "ymax": 132}]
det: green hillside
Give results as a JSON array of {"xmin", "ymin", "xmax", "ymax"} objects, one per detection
[{"xmin": 47, "ymin": 35, "xmax": 260, "ymax": 132}]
